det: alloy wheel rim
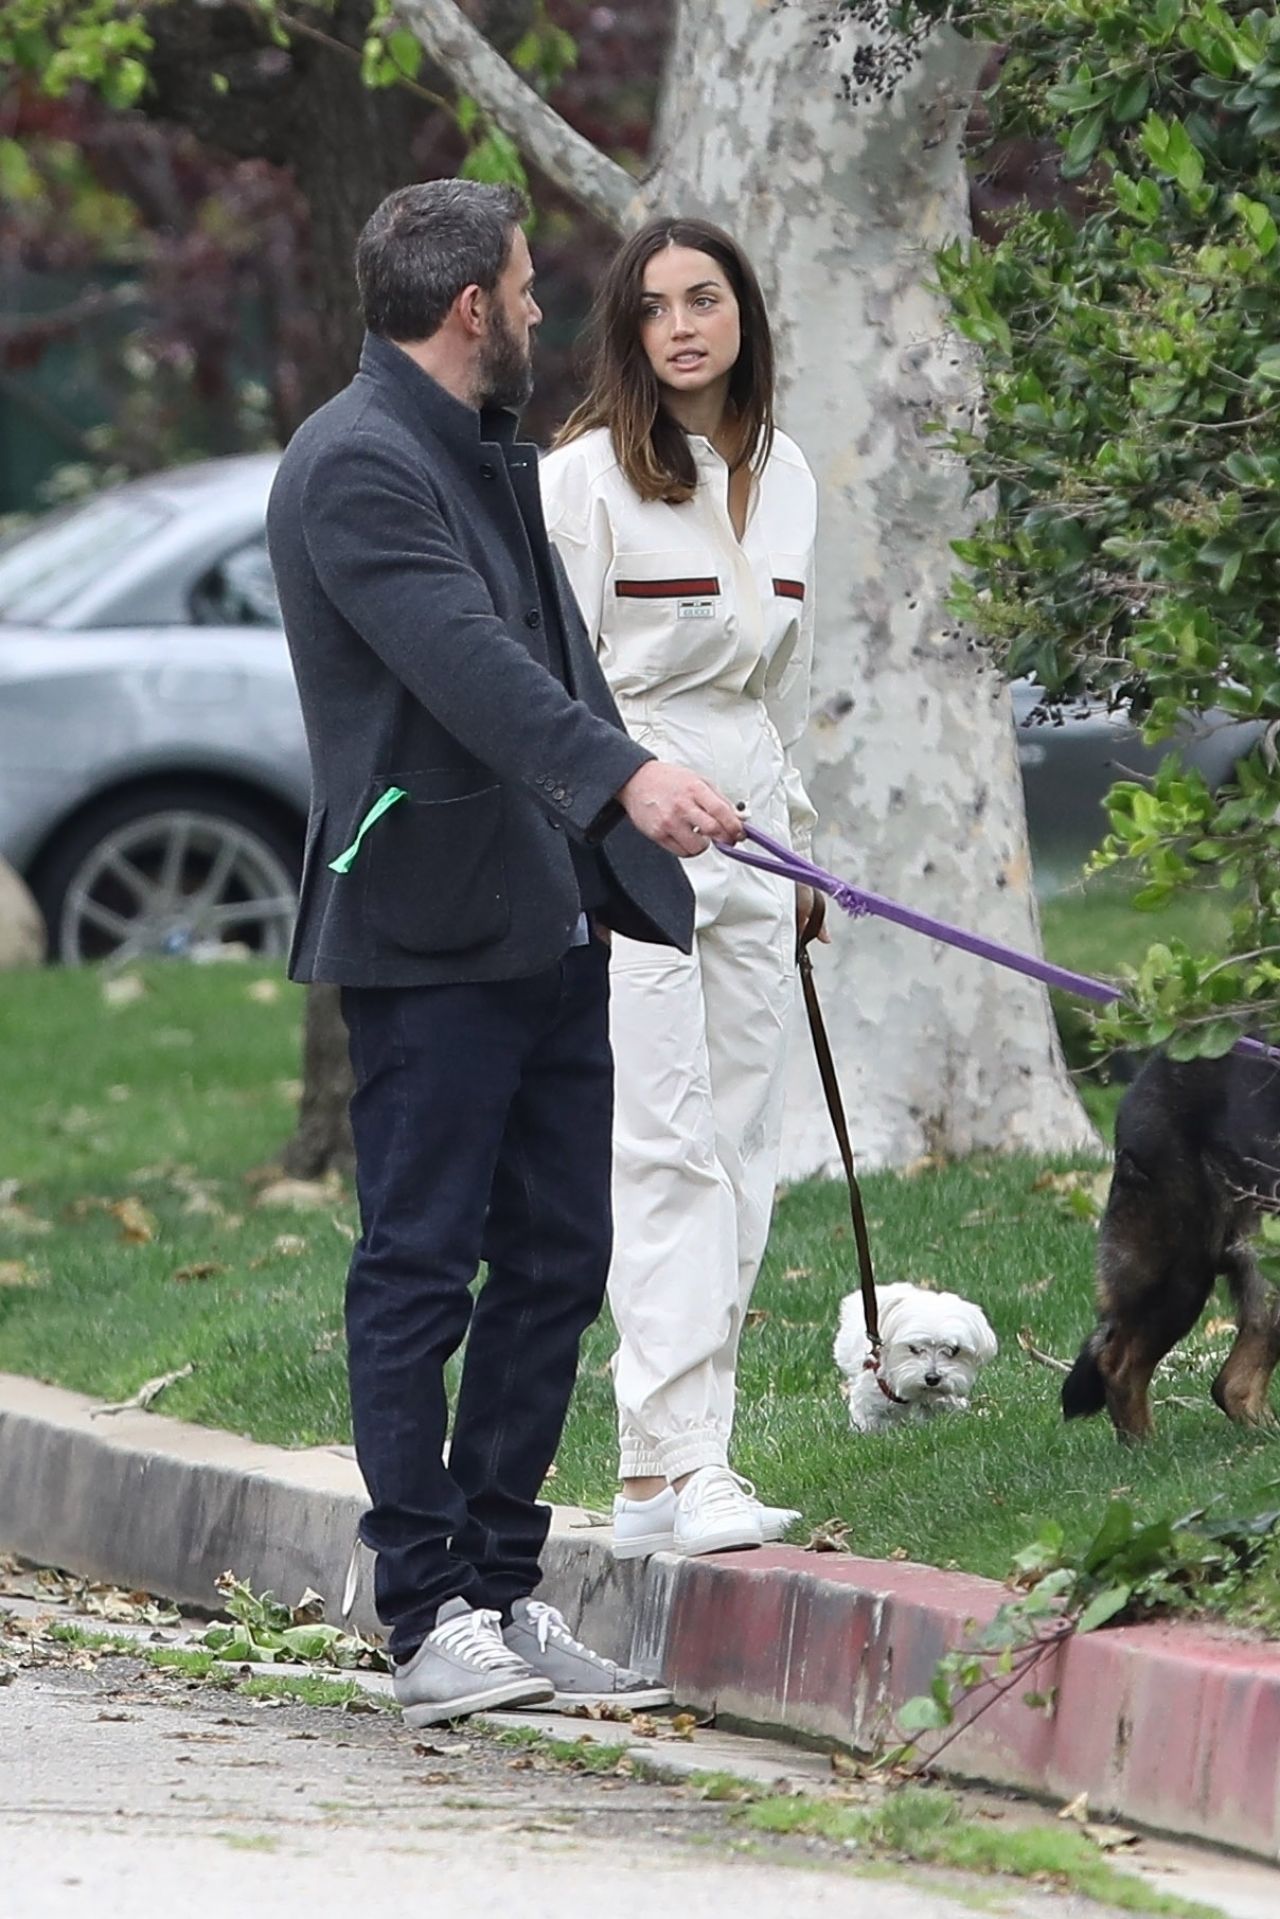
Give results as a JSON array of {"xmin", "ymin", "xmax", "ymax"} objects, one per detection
[{"xmin": 59, "ymin": 810, "xmax": 297, "ymax": 964}]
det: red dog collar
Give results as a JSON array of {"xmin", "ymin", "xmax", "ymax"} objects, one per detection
[{"xmin": 864, "ymin": 1355, "xmax": 908, "ymax": 1407}]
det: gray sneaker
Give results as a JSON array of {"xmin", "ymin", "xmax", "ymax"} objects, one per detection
[
  {"xmin": 393, "ymin": 1596, "xmax": 554, "ymax": 1727},
  {"xmin": 504, "ymin": 1598, "xmax": 673, "ymax": 1709}
]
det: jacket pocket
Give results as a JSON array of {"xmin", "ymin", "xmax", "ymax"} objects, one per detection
[{"xmin": 363, "ymin": 782, "xmax": 510, "ymax": 955}]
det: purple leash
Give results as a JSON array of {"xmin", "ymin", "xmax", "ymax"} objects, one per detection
[{"xmin": 719, "ymin": 822, "xmax": 1280, "ymax": 1066}]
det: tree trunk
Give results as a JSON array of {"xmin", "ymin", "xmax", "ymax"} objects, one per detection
[
  {"xmin": 643, "ymin": 2, "xmax": 1095, "ymax": 1170},
  {"xmin": 280, "ymin": 985, "xmax": 356, "ymax": 1180}
]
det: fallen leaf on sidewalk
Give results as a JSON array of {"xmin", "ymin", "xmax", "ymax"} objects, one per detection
[
  {"xmin": 91, "ymin": 1363, "xmax": 194, "ymax": 1417},
  {"xmin": 1084, "ymin": 1822, "xmax": 1140, "ymax": 1851},
  {"xmin": 1059, "ymin": 1791, "xmax": 1089, "ymax": 1823}
]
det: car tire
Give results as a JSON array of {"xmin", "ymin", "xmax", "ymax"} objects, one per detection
[{"xmin": 29, "ymin": 781, "xmax": 303, "ymax": 966}]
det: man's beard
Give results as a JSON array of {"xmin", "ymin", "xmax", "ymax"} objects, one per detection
[{"xmin": 476, "ymin": 305, "xmax": 534, "ymax": 410}]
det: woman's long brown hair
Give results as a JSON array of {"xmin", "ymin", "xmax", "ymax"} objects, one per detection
[{"xmin": 555, "ymin": 217, "xmax": 775, "ymax": 503}]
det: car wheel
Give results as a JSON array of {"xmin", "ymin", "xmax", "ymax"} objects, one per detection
[{"xmin": 31, "ymin": 783, "xmax": 302, "ymax": 966}]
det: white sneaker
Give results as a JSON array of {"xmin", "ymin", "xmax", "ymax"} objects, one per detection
[
  {"xmin": 392, "ymin": 1597, "xmax": 553, "ymax": 1728},
  {"xmin": 673, "ymin": 1467, "xmax": 764, "ymax": 1556},
  {"xmin": 611, "ymin": 1487, "xmax": 679, "ymax": 1561},
  {"xmin": 611, "ymin": 1482, "xmax": 799, "ymax": 1560},
  {"xmin": 758, "ymin": 1500, "xmax": 802, "ymax": 1539}
]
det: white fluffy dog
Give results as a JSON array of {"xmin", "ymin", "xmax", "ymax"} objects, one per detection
[{"xmin": 834, "ymin": 1282, "xmax": 998, "ymax": 1432}]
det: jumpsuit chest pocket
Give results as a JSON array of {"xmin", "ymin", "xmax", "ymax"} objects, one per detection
[{"xmin": 607, "ymin": 549, "xmax": 731, "ymax": 680}]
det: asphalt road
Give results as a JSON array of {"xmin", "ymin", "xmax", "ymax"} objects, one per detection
[{"xmin": 0, "ymin": 1649, "xmax": 1146, "ymax": 1919}]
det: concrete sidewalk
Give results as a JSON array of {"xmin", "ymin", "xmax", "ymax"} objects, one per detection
[{"xmin": 4, "ymin": 1371, "xmax": 1280, "ymax": 1862}]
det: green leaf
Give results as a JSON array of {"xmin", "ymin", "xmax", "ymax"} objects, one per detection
[
  {"xmin": 460, "ymin": 125, "xmax": 528, "ymax": 190},
  {"xmin": 1113, "ymin": 73, "xmax": 1151, "ymax": 123},
  {"xmin": 1082, "ymin": 1500, "xmax": 1136, "ymax": 1576},
  {"xmin": 1249, "ymin": 101, "xmax": 1280, "ymax": 138},
  {"xmin": 897, "ymin": 1693, "xmax": 952, "ymax": 1734},
  {"xmin": 1233, "ymin": 193, "xmax": 1280, "ymax": 256},
  {"xmin": 1063, "ymin": 107, "xmax": 1108, "ymax": 176},
  {"xmin": 1077, "ymin": 1584, "xmax": 1133, "ymax": 1633},
  {"xmin": 1141, "ymin": 113, "xmax": 1171, "ymax": 164},
  {"xmin": 386, "ymin": 29, "xmax": 423, "ymax": 81}
]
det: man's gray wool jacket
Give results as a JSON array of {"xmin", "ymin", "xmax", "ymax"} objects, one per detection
[{"xmin": 267, "ymin": 333, "xmax": 694, "ymax": 986}]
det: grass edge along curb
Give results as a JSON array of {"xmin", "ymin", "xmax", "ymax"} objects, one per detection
[{"xmin": 485, "ymin": 1727, "xmax": 1225, "ymax": 1917}]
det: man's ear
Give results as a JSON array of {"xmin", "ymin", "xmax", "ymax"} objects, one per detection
[{"xmin": 456, "ymin": 282, "xmax": 487, "ymax": 340}]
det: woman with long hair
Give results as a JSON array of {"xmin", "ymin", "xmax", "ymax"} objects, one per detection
[{"xmin": 541, "ymin": 217, "xmax": 826, "ymax": 1559}]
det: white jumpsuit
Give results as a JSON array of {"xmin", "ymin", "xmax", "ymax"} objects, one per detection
[{"xmin": 541, "ymin": 425, "xmax": 818, "ymax": 1481}]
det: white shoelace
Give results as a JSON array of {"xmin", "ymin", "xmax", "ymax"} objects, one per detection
[
  {"xmin": 523, "ymin": 1599, "xmax": 616, "ymax": 1670},
  {"xmin": 683, "ymin": 1467, "xmax": 757, "ymax": 1519},
  {"xmin": 431, "ymin": 1606, "xmax": 528, "ymax": 1673}
]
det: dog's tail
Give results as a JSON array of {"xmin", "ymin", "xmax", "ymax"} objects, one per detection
[{"xmin": 1061, "ymin": 1328, "xmax": 1109, "ymax": 1421}]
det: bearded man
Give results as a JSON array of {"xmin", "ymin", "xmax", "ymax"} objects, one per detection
[{"xmin": 267, "ymin": 179, "xmax": 741, "ymax": 1725}]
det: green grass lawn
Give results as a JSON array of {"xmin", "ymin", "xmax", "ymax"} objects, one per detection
[{"xmin": 2, "ymin": 877, "xmax": 1275, "ymax": 1591}]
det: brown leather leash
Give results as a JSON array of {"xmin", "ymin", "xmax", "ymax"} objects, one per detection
[{"xmin": 797, "ymin": 939, "xmax": 881, "ymax": 1358}]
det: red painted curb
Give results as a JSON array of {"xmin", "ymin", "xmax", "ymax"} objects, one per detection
[{"xmin": 652, "ymin": 1547, "xmax": 1280, "ymax": 1859}]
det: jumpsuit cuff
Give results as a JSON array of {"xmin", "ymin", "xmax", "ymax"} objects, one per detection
[{"xmin": 619, "ymin": 1433, "xmax": 731, "ymax": 1480}]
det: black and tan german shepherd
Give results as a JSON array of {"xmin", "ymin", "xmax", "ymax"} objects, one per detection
[{"xmin": 1063, "ymin": 1051, "xmax": 1280, "ymax": 1440}]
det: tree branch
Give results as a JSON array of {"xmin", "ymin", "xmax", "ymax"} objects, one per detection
[{"xmin": 397, "ymin": 0, "xmax": 641, "ymax": 232}]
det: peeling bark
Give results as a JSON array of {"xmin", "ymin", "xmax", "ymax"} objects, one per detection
[{"xmin": 644, "ymin": 4, "xmax": 1094, "ymax": 1169}]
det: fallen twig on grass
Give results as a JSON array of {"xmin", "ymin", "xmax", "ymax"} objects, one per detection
[
  {"xmin": 1017, "ymin": 1326, "xmax": 1069, "ymax": 1374},
  {"xmin": 91, "ymin": 1363, "xmax": 194, "ymax": 1417}
]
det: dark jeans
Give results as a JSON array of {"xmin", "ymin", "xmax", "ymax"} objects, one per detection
[{"xmin": 340, "ymin": 940, "xmax": 612, "ymax": 1660}]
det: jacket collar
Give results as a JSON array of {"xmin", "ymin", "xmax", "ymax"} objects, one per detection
[{"xmin": 357, "ymin": 332, "xmax": 521, "ymax": 456}]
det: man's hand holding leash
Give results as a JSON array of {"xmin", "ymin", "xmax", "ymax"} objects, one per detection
[{"xmin": 618, "ymin": 761, "xmax": 744, "ymax": 858}]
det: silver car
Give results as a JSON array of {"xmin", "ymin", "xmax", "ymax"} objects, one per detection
[
  {"xmin": 0, "ymin": 454, "xmax": 1252, "ymax": 964},
  {"xmin": 0, "ymin": 454, "xmax": 308, "ymax": 963}
]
